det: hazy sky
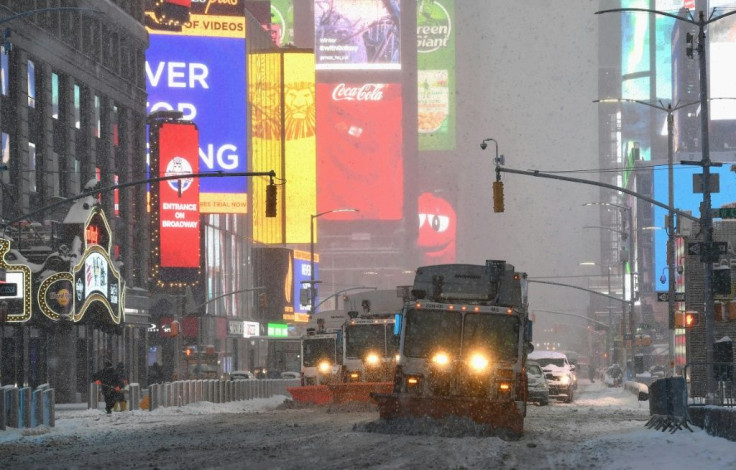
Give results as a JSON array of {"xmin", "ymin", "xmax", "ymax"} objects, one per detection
[{"xmin": 455, "ymin": 1, "xmax": 606, "ymax": 349}]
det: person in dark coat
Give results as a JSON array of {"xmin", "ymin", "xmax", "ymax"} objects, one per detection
[{"xmin": 94, "ymin": 360, "xmax": 124, "ymax": 414}]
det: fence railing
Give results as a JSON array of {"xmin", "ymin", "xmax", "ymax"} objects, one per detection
[
  {"xmin": 1, "ymin": 384, "xmax": 55, "ymax": 430},
  {"xmin": 89, "ymin": 378, "xmax": 299, "ymax": 411},
  {"xmin": 684, "ymin": 361, "xmax": 736, "ymax": 406}
]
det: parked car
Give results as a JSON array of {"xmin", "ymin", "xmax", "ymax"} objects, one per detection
[
  {"xmin": 229, "ymin": 370, "xmax": 256, "ymax": 380},
  {"xmin": 528, "ymin": 350, "xmax": 575, "ymax": 403},
  {"xmin": 280, "ymin": 371, "xmax": 300, "ymax": 379},
  {"xmin": 526, "ymin": 360, "xmax": 549, "ymax": 406}
]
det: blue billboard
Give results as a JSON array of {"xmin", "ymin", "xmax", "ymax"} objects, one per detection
[
  {"xmin": 293, "ymin": 251, "xmax": 315, "ymax": 315},
  {"xmin": 653, "ymin": 164, "xmax": 736, "ymax": 287},
  {"xmin": 146, "ymin": 32, "xmax": 248, "ymax": 214}
]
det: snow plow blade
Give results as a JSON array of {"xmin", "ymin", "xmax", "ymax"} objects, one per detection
[
  {"xmin": 287, "ymin": 385, "xmax": 333, "ymax": 405},
  {"xmin": 327, "ymin": 382, "xmax": 393, "ymax": 404},
  {"xmin": 371, "ymin": 393, "xmax": 524, "ymax": 436}
]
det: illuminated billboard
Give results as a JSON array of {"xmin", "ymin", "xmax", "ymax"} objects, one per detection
[
  {"xmin": 417, "ymin": 0, "xmax": 455, "ymax": 151},
  {"xmin": 417, "ymin": 190, "xmax": 457, "ymax": 264},
  {"xmin": 270, "ymin": 0, "xmax": 294, "ymax": 46},
  {"xmin": 652, "ymin": 164, "xmax": 736, "ymax": 288},
  {"xmin": 709, "ymin": 0, "xmax": 736, "ymax": 120},
  {"xmin": 316, "ymin": 82, "xmax": 403, "ymax": 220},
  {"xmin": 145, "ymin": 8, "xmax": 248, "ymax": 214},
  {"xmin": 314, "ymin": 0, "xmax": 401, "ymax": 70},
  {"xmin": 250, "ymin": 51, "xmax": 316, "ymax": 244},
  {"xmin": 293, "ymin": 250, "xmax": 313, "ymax": 315},
  {"xmin": 150, "ymin": 121, "xmax": 202, "ymax": 286}
]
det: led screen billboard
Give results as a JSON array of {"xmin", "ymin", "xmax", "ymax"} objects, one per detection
[
  {"xmin": 270, "ymin": 0, "xmax": 294, "ymax": 46},
  {"xmin": 155, "ymin": 121, "xmax": 201, "ymax": 271},
  {"xmin": 316, "ymin": 82, "xmax": 403, "ymax": 220},
  {"xmin": 652, "ymin": 164, "xmax": 736, "ymax": 288},
  {"xmin": 417, "ymin": 0, "xmax": 455, "ymax": 151},
  {"xmin": 250, "ymin": 51, "xmax": 316, "ymax": 245},
  {"xmin": 708, "ymin": 0, "xmax": 736, "ymax": 120},
  {"xmin": 149, "ymin": 121, "xmax": 202, "ymax": 288},
  {"xmin": 417, "ymin": 190, "xmax": 457, "ymax": 264},
  {"xmin": 146, "ymin": 11, "xmax": 248, "ymax": 214},
  {"xmin": 314, "ymin": 0, "xmax": 401, "ymax": 70},
  {"xmin": 293, "ymin": 250, "xmax": 313, "ymax": 315}
]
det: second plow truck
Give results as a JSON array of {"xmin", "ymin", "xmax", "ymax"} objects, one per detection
[
  {"xmin": 372, "ymin": 260, "xmax": 533, "ymax": 437},
  {"xmin": 289, "ymin": 289, "xmax": 406, "ymax": 405}
]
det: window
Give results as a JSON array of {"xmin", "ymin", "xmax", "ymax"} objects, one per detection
[
  {"xmin": 28, "ymin": 142, "xmax": 36, "ymax": 192},
  {"xmin": 52, "ymin": 73, "xmax": 59, "ymax": 119},
  {"xmin": 94, "ymin": 95, "xmax": 100, "ymax": 138},
  {"xmin": 0, "ymin": 51, "xmax": 8, "ymax": 96},
  {"xmin": 74, "ymin": 84, "xmax": 80, "ymax": 129},
  {"xmin": 112, "ymin": 105, "xmax": 119, "ymax": 146},
  {"xmin": 27, "ymin": 59, "xmax": 35, "ymax": 108},
  {"xmin": 1, "ymin": 133, "xmax": 9, "ymax": 185},
  {"xmin": 50, "ymin": 151, "xmax": 60, "ymax": 197}
]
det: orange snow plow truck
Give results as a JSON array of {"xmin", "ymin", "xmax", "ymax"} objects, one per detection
[
  {"xmin": 289, "ymin": 289, "xmax": 405, "ymax": 405},
  {"xmin": 372, "ymin": 260, "xmax": 533, "ymax": 437}
]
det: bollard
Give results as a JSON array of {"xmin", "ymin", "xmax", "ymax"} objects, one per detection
[
  {"xmin": 43, "ymin": 389, "xmax": 55, "ymax": 427},
  {"xmin": 89, "ymin": 382, "xmax": 100, "ymax": 410},
  {"xmin": 0, "ymin": 386, "xmax": 7, "ymax": 430},
  {"xmin": 150, "ymin": 384, "xmax": 158, "ymax": 411},
  {"xmin": 128, "ymin": 383, "xmax": 140, "ymax": 411},
  {"xmin": 32, "ymin": 388, "xmax": 43, "ymax": 427}
]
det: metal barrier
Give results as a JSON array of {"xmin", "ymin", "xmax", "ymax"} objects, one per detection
[
  {"xmin": 645, "ymin": 376, "xmax": 692, "ymax": 433},
  {"xmin": 684, "ymin": 361, "xmax": 736, "ymax": 406},
  {"xmin": 96, "ymin": 378, "xmax": 299, "ymax": 412},
  {"xmin": 1, "ymin": 384, "xmax": 55, "ymax": 429}
]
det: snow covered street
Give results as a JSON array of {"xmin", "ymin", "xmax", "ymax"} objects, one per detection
[{"xmin": 1, "ymin": 380, "xmax": 734, "ymax": 469}]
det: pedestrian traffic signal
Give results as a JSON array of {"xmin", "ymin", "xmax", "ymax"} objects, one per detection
[
  {"xmin": 684, "ymin": 311, "xmax": 699, "ymax": 328},
  {"xmin": 493, "ymin": 181, "xmax": 504, "ymax": 213},
  {"xmin": 265, "ymin": 183, "xmax": 277, "ymax": 217}
]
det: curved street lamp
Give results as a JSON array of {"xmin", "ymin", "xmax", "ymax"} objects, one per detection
[{"xmin": 308, "ymin": 208, "xmax": 359, "ymax": 314}]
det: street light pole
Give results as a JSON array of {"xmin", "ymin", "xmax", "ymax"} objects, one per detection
[
  {"xmin": 309, "ymin": 208, "xmax": 359, "ymax": 315},
  {"xmin": 583, "ymin": 202, "xmax": 634, "ymax": 377}
]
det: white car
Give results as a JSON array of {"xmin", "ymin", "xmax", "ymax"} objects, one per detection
[
  {"xmin": 229, "ymin": 370, "xmax": 256, "ymax": 380},
  {"xmin": 280, "ymin": 371, "xmax": 300, "ymax": 379},
  {"xmin": 528, "ymin": 350, "xmax": 575, "ymax": 403}
]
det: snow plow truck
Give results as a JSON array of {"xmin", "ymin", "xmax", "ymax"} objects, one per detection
[
  {"xmin": 371, "ymin": 260, "xmax": 533, "ymax": 437},
  {"xmin": 289, "ymin": 289, "xmax": 406, "ymax": 404}
]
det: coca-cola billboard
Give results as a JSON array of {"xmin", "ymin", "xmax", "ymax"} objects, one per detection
[{"xmin": 317, "ymin": 82, "xmax": 403, "ymax": 220}]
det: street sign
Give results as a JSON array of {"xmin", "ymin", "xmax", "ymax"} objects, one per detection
[
  {"xmin": 0, "ymin": 283, "xmax": 17, "ymax": 297},
  {"xmin": 712, "ymin": 207, "xmax": 736, "ymax": 219},
  {"xmin": 687, "ymin": 242, "xmax": 701, "ymax": 256},
  {"xmin": 688, "ymin": 241, "xmax": 727, "ymax": 262},
  {"xmin": 656, "ymin": 292, "xmax": 686, "ymax": 302}
]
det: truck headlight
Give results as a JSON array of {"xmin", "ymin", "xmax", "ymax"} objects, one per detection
[
  {"xmin": 365, "ymin": 353, "xmax": 380, "ymax": 367},
  {"xmin": 318, "ymin": 360, "xmax": 331, "ymax": 374},
  {"xmin": 560, "ymin": 374, "xmax": 570, "ymax": 385},
  {"xmin": 431, "ymin": 352, "xmax": 450, "ymax": 367},
  {"xmin": 468, "ymin": 353, "xmax": 489, "ymax": 373}
]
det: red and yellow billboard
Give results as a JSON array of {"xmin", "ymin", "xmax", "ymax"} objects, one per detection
[
  {"xmin": 316, "ymin": 82, "xmax": 403, "ymax": 220},
  {"xmin": 251, "ymin": 50, "xmax": 316, "ymax": 244}
]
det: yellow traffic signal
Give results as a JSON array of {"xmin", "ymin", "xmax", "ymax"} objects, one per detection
[{"xmin": 493, "ymin": 181, "xmax": 504, "ymax": 213}]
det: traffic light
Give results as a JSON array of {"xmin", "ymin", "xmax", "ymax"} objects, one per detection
[
  {"xmin": 713, "ymin": 267, "xmax": 732, "ymax": 296},
  {"xmin": 493, "ymin": 181, "xmax": 504, "ymax": 213},
  {"xmin": 684, "ymin": 311, "xmax": 699, "ymax": 328},
  {"xmin": 265, "ymin": 183, "xmax": 277, "ymax": 217}
]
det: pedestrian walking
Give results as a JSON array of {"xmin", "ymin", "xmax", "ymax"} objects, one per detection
[{"xmin": 93, "ymin": 360, "xmax": 124, "ymax": 414}]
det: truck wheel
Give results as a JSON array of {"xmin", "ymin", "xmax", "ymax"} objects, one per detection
[{"xmin": 565, "ymin": 388, "xmax": 574, "ymax": 403}]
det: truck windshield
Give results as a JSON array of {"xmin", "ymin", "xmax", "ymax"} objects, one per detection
[
  {"xmin": 345, "ymin": 323, "xmax": 387, "ymax": 358},
  {"xmin": 404, "ymin": 309, "xmax": 462, "ymax": 357},
  {"xmin": 403, "ymin": 309, "xmax": 519, "ymax": 362},
  {"xmin": 302, "ymin": 338, "xmax": 336, "ymax": 367}
]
